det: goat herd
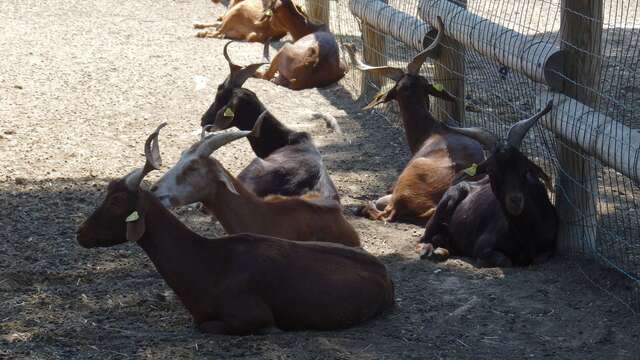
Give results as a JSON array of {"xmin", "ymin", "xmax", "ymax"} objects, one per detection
[{"xmin": 76, "ymin": 0, "xmax": 559, "ymax": 335}]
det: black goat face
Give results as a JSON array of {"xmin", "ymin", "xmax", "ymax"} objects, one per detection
[
  {"xmin": 484, "ymin": 144, "xmax": 531, "ymax": 216},
  {"xmin": 365, "ymin": 74, "xmax": 455, "ymax": 110},
  {"xmin": 201, "ymin": 81, "xmax": 234, "ymax": 129}
]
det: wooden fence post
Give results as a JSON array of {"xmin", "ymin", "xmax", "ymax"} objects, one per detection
[
  {"xmin": 305, "ymin": 0, "xmax": 330, "ymax": 25},
  {"xmin": 431, "ymin": 0, "xmax": 465, "ymax": 124},
  {"xmin": 361, "ymin": 0, "xmax": 388, "ymax": 97},
  {"xmin": 555, "ymin": 0, "xmax": 603, "ymax": 254}
]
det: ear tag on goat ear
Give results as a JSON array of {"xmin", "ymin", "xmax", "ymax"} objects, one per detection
[
  {"xmin": 125, "ymin": 211, "xmax": 140, "ymax": 223},
  {"xmin": 224, "ymin": 107, "xmax": 235, "ymax": 118},
  {"xmin": 264, "ymin": 9, "xmax": 273, "ymax": 17},
  {"xmin": 433, "ymin": 83, "xmax": 445, "ymax": 92},
  {"xmin": 463, "ymin": 163, "xmax": 478, "ymax": 177}
]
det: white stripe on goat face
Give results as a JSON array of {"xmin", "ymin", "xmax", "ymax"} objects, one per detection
[{"xmin": 151, "ymin": 147, "xmax": 213, "ymax": 208}]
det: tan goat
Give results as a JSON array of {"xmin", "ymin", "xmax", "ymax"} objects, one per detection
[
  {"xmin": 256, "ymin": 0, "xmax": 346, "ymax": 90},
  {"xmin": 150, "ymin": 121, "xmax": 360, "ymax": 247},
  {"xmin": 194, "ymin": 0, "xmax": 287, "ymax": 43}
]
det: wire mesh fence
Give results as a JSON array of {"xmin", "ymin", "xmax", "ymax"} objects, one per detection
[{"xmin": 302, "ymin": 0, "xmax": 640, "ymax": 311}]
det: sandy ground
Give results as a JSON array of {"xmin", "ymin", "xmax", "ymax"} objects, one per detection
[{"xmin": 1, "ymin": 1, "xmax": 639, "ymax": 359}]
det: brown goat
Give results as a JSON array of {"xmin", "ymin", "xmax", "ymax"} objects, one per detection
[
  {"xmin": 76, "ymin": 124, "xmax": 394, "ymax": 335},
  {"xmin": 256, "ymin": 0, "xmax": 346, "ymax": 90},
  {"xmin": 150, "ymin": 121, "xmax": 360, "ymax": 247},
  {"xmin": 343, "ymin": 17, "xmax": 485, "ymax": 224},
  {"xmin": 194, "ymin": 0, "xmax": 287, "ymax": 42}
]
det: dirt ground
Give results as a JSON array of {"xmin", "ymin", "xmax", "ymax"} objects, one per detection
[{"xmin": 1, "ymin": 1, "xmax": 639, "ymax": 359}]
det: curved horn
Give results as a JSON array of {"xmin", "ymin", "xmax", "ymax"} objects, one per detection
[
  {"xmin": 341, "ymin": 43, "xmax": 404, "ymax": 82},
  {"xmin": 223, "ymin": 41, "xmax": 242, "ymax": 73},
  {"xmin": 407, "ymin": 16, "xmax": 445, "ymax": 75},
  {"xmin": 251, "ymin": 110, "xmax": 268, "ymax": 139},
  {"xmin": 197, "ymin": 129, "xmax": 252, "ymax": 158},
  {"xmin": 506, "ymin": 100, "xmax": 553, "ymax": 149},
  {"xmin": 443, "ymin": 123, "xmax": 499, "ymax": 151},
  {"xmin": 125, "ymin": 123, "xmax": 167, "ymax": 190},
  {"xmin": 230, "ymin": 62, "xmax": 267, "ymax": 88}
]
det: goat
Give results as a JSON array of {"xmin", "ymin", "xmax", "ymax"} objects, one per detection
[
  {"xmin": 199, "ymin": 41, "xmax": 340, "ymax": 201},
  {"xmin": 419, "ymin": 102, "xmax": 558, "ymax": 267},
  {"xmin": 194, "ymin": 0, "xmax": 287, "ymax": 43},
  {"xmin": 343, "ymin": 17, "xmax": 484, "ymax": 224},
  {"xmin": 76, "ymin": 124, "xmax": 394, "ymax": 335},
  {"xmin": 150, "ymin": 123, "xmax": 360, "ymax": 247},
  {"xmin": 255, "ymin": 0, "xmax": 346, "ymax": 90}
]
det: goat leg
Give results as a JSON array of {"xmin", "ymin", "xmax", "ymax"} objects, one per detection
[
  {"xmin": 258, "ymin": 46, "xmax": 287, "ymax": 80},
  {"xmin": 193, "ymin": 22, "xmax": 221, "ymax": 29},
  {"xmin": 475, "ymin": 244, "xmax": 513, "ymax": 268},
  {"xmin": 374, "ymin": 194, "xmax": 392, "ymax": 211}
]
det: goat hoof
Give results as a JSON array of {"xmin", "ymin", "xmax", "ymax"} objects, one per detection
[
  {"xmin": 431, "ymin": 247, "xmax": 450, "ymax": 262},
  {"xmin": 417, "ymin": 243, "xmax": 434, "ymax": 259}
]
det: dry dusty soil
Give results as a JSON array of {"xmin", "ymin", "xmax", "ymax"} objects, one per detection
[{"xmin": 1, "ymin": 1, "xmax": 639, "ymax": 359}]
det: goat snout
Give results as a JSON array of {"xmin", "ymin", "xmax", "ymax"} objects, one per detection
[{"xmin": 505, "ymin": 193, "xmax": 525, "ymax": 215}]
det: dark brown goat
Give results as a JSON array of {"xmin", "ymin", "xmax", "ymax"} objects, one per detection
[
  {"xmin": 419, "ymin": 102, "xmax": 558, "ymax": 267},
  {"xmin": 344, "ymin": 17, "xmax": 484, "ymax": 223},
  {"xmin": 76, "ymin": 124, "xmax": 394, "ymax": 334},
  {"xmin": 256, "ymin": 0, "xmax": 346, "ymax": 90},
  {"xmin": 199, "ymin": 41, "xmax": 340, "ymax": 201}
]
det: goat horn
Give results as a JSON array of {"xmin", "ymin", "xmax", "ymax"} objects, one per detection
[
  {"xmin": 223, "ymin": 41, "xmax": 242, "ymax": 73},
  {"xmin": 125, "ymin": 123, "xmax": 167, "ymax": 191},
  {"xmin": 443, "ymin": 123, "xmax": 498, "ymax": 151},
  {"xmin": 407, "ymin": 16, "xmax": 445, "ymax": 75},
  {"xmin": 251, "ymin": 110, "xmax": 268, "ymax": 138},
  {"xmin": 197, "ymin": 129, "xmax": 252, "ymax": 158},
  {"xmin": 341, "ymin": 43, "xmax": 404, "ymax": 82},
  {"xmin": 506, "ymin": 100, "xmax": 553, "ymax": 149}
]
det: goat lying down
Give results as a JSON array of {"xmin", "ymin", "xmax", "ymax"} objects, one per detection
[
  {"xmin": 343, "ymin": 17, "xmax": 485, "ymax": 224},
  {"xmin": 419, "ymin": 102, "xmax": 558, "ymax": 267},
  {"xmin": 200, "ymin": 42, "xmax": 340, "ymax": 201},
  {"xmin": 76, "ymin": 124, "xmax": 394, "ymax": 335},
  {"xmin": 256, "ymin": 0, "xmax": 346, "ymax": 90},
  {"xmin": 151, "ymin": 119, "xmax": 360, "ymax": 247},
  {"xmin": 194, "ymin": 0, "xmax": 287, "ymax": 42}
]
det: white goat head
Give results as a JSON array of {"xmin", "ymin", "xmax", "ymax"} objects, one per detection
[{"xmin": 151, "ymin": 112, "xmax": 265, "ymax": 208}]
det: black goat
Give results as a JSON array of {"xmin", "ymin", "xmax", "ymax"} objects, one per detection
[
  {"xmin": 200, "ymin": 41, "xmax": 339, "ymax": 201},
  {"xmin": 419, "ymin": 102, "xmax": 558, "ymax": 267}
]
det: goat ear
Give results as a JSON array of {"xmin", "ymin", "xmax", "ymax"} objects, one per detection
[
  {"xmin": 526, "ymin": 159, "xmax": 553, "ymax": 192},
  {"xmin": 125, "ymin": 209, "xmax": 146, "ymax": 242},
  {"xmin": 216, "ymin": 168, "xmax": 240, "ymax": 195},
  {"xmin": 363, "ymin": 87, "xmax": 396, "ymax": 110},
  {"xmin": 426, "ymin": 82, "xmax": 457, "ymax": 103}
]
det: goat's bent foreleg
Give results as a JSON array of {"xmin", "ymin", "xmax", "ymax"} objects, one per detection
[
  {"xmin": 193, "ymin": 22, "xmax": 221, "ymax": 29},
  {"xmin": 258, "ymin": 46, "xmax": 287, "ymax": 81}
]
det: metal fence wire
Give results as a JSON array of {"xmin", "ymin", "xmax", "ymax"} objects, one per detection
[{"xmin": 300, "ymin": 0, "xmax": 640, "ymax": 311}]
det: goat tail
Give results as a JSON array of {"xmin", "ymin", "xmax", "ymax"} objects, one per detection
[{"xmin": 306, "ymin": 111, "xmax": 342, "ymax": 134}]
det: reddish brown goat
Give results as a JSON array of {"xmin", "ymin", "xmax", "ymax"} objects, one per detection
[
  {"xmin": 76, "ymin": 124, "xmax": 394, "ymax": 335},
  {"xmin": 150, "ymin": 121, "xmax": 360, "ymax": 247},
  {"xmin": 344, "ymin": 18, "xmax": 484, "ymax": 224},
  {"xmin": 256, "ymin": 0, "xmax": 346, "ymax": 90},
  {"xmin": 194, "ymin": 0, "xmax": 287, "ymax": 42}
]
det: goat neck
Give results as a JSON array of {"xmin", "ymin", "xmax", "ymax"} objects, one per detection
[
  {"xmin": 202, "ymin": 169, "xmax": 266, "ymax": 234},
  {"xmin": 134, "ymin": 191, "xmax": 223, "ymax": 314},
  {"xmin": 276, "ymin": 2, "xmax": 325, "ymax": 40},
  {"xmin": 396, "ymin": 95, "xmax": 439, "ymax": 155},
  {"xmin": 232, "ymin": 93, "xmax": 292, "ymax": 158}
]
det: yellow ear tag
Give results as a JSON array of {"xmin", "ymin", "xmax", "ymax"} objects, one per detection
[
  {"xmin": 463, "ymin": 163, "xmax": 478, "ymax": 177},
  {"xmin": 125, "ymin": 211, "xmax": 140, "ymax": 223},
  {"xmin": 433, "ymin": 83, "xmax": 445, "ymax": 92},
  {"xmin": 224, "ymin": 107, "xmax": 235, "ymax": 118},
  {"xmin": 264, "ymin": 9, "xmax": 273, "ymax": 16}
]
